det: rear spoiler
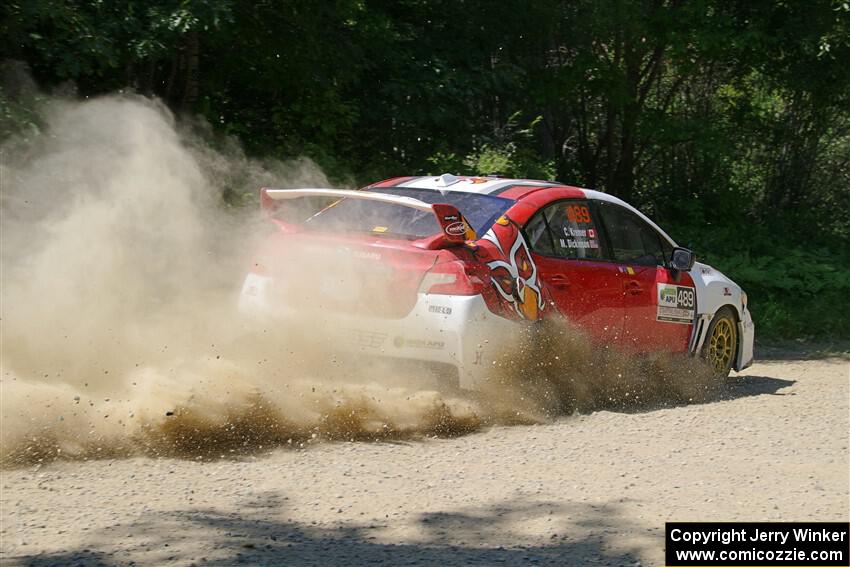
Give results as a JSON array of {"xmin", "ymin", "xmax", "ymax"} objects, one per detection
[{"xmin": 260, "ymin": 187, "xmax": 473, "ymax": 247}]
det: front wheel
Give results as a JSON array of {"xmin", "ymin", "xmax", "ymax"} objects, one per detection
[{"xmin": 701, "ymin": 306, "xmax": 738, "ymax": 379}]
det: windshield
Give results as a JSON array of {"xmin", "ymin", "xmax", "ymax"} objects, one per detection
[{"xmin": 303, "ymin": 187, "xmax": 514, "ymax": 238}]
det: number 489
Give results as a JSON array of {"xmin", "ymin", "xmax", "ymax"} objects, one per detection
[{"xmin": 567, "ymin": 205, "xmax": 591, "ymax": 223}]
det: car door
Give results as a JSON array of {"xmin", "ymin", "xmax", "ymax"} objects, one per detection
[
  {"xmin": 595, "ymin": 201, "xmax": 695, "ymax": 354},
  {"xmin": 524, "ymin": 200, "xmax": 624, "ymax": 344}
]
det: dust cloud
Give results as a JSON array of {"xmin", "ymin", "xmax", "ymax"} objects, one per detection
[{"xmin": 0, "ymin": 95, "xmax": 718, "ymax": 468}]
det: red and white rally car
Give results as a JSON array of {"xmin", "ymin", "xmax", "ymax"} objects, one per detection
[{"xmin": 240, "ymin": 174, "xmax": 754, "ymax": 388}]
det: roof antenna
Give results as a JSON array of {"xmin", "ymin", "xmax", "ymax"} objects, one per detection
[
  {"xmin": 435, "ymin": 172, "xmax": 460, "ymax": 195},
  {"xmin": 435, "ymin": 173, "xmax": 460, "ymax": 187}
]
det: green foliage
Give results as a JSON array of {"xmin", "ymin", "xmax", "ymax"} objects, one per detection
[
  {"xmin": 425, "ymin": 151, "xmax": 464, "ymax": 176},
  {"xmin": 705, "ymin": 249, "xmax": 850, "ymax": 339},
  {"xmin": 463, "ymin": 144, "xmax": 556, "ymax": 181},
  {"xmin": 462, "ymin": 113, "xmax": 556, "ymax": 180},
  {"xmin": 2, "ymin": 1, "xmax": 232, "ymax": 87},
  {"xmin": 0, "ymin": 87, "xmax": 42, "ymax": 141}
]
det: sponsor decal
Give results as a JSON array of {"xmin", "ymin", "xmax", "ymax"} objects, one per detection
[
  {"xmin": 340, "ymin": 249, "xmax": 381, "ymax": 260},
  {"xmin": 346, "ymin": 329, "xmax": 387, "ymax": 349},
  {"xmin": 559, "ymin": 238, "xmax": 599, "ymax": 250},
  {"xmin": 445, "ymin": 221, "xmax": 466, "ymax": 236},
  {"xmin": 467, "ymin": 177, "xmax": 489, "ymax": 184},
  {"xmin": 660, "ymin": 286, "xmax": 677, "ymax": 303},
  {"xmin": 428, "ymin": 305, "xmax": 452, "ymax": 315},
  {"xmin": 587, "ymin": 228, "xmax": 597, "ymax": 238},
  {"xmin": 372, "ymin": 226, "xmax": 388, "ymax": 233},
  {"xmin": 443, "ymin": 214, "xmax": 459, "ymax": 222},
  {"xmin": 618, "ymin": 266, "xmax": 636, "ymax": 275},
  {"xmin": 393, "ymin": 336, "xmax": 445, "ymax": 349},
  {"xmin": 656, "ymin": 283, "xmax": 696, "ymax": 324},
  {"xmin": 723, "ymin": 287, "xmax": 732, "ymax": 296}
]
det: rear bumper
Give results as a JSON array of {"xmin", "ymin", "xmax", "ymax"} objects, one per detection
[{"xmin": 239, "ymin": 273, "xmax": 515, "ymax": 390}]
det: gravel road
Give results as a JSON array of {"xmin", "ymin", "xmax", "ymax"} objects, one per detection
[{"xmin": 2, "ymin": 355, "xmax": 848, "ymax": 567}]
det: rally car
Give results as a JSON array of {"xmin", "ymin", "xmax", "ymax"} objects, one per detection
[{"xmin": 240, "ymin": 174, "xmax": 754, "ymax": 389}]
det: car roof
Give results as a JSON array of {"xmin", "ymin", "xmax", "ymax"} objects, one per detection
[
  {"xmin": 373, "ymin": 174, "xmax": 562, "ymax": 195},
  {"xmin": 372, "ymin": 174, "xmax": 678, "ymax": 246}
]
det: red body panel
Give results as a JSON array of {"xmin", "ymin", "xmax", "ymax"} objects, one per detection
[
  {"xmin": 620, "ymin": 266, "xmax": 695, "ymax": 353},
  {"xmin": 504, "ymin": 187, "xmax": 586, "ymax": 224},
  {"xmin": 369, "ymin": 176, "xmax": 416, "ymax": 188},
  {"xmin": 533, "ymin": 255, "xmax": 624, "ymax": 344}
]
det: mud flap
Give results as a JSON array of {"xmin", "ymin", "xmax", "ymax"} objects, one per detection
[{"xmin": 735, "ymin": 312, "xmax": 755, "ymax": 370}]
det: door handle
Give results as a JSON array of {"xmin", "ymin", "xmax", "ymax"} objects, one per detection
[
  {"xmin": 623, "ymin": 280, "xmax": 643, "ymax": 295},
  {"xmin": 549, "ymin": 274, "xmax": 570, "ymax": 289}
]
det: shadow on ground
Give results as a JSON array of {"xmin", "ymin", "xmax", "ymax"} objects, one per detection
[
  {"xmin": 12, "ymin": 495, "xmax": 648, "ymax": 566},
  {"xmin": 601, "ymin": 373, "xmax": 796, "ymax": 416},
  {"xmin": 725, "ymin": 375, "xmax": 796, "ymax": 399},
  {"xmin": 755, "ymin": 340, "xmax": 850, "ymax": 361}
]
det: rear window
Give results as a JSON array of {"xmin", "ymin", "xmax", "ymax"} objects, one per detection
[{"xmin": 303, "ymin": 187, "xmax": 514, "ymax": 239}]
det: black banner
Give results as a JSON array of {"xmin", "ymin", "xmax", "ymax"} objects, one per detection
[{"xmin": 666, "ymin": 522, "xmax": 849, "ymax": 566}]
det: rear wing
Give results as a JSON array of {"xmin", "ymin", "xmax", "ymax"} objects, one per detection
[{"xmin": 260, "ymin": 187, "xmax": 473, "ymax": 247}]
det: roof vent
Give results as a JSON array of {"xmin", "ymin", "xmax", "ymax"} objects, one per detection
[{"xmin": 435, "ymin": 173, "xmax": 460, "ymax": 187}]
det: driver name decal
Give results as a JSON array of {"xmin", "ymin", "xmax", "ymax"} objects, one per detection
[{"xmin": 657, "ymin": 283, "xmax": 695, "ymax": 324}]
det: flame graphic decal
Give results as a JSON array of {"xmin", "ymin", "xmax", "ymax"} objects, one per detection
[{"xmin": 480, "ymin": 218, "xmax": 546, "ymax": 321}]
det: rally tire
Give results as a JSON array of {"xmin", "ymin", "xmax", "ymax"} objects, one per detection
[{"xmin": 701, "ymin": 306, "xmax": 738, "ymax": 380}]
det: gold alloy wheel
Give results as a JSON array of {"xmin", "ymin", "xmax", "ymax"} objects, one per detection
[{"xmin": 707, "ymin": 315, "xmax": 737, "ymax": 376}]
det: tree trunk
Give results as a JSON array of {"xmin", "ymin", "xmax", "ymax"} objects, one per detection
[{"xmin": 181, "ymin": 31, "xmax": 200, "ymax": 112}]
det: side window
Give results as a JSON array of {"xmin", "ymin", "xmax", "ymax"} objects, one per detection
[
  {"xmin": 524, "ymin": 210, "xmax": 555, "ymax": 255},
  {"xmin": 597, "ymin": 203, "xmax": 665, "ymax": 266},
  {"xmin": 544, "ymin": 200, "xmax": 605, "ymax": 260}
]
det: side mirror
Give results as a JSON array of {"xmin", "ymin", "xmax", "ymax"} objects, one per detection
[{"xmin": 670, "ymin": 247, "xmax": 696, "ymax": 271}]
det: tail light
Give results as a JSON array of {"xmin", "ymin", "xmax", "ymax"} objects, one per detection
[
  {"xmin": 418, "ymin": 261, "xmax": 485, "ymax": 296},
  {"xmin": 260, "ymin": 188, "xmax": 280, "ymax": 214}
]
